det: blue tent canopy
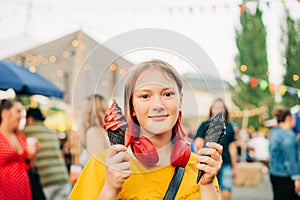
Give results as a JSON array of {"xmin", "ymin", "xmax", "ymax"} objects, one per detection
[{"xmin": 0, "ymin": 61, "xmax": 63, "ymax": 98}]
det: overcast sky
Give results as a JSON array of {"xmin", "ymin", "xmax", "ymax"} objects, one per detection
[{"xmin": 0, "ymin": 0, "xmax": 299, "ymax": 84}]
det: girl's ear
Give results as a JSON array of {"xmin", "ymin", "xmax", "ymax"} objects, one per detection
[{"xmin": 2, "ymin": 109, "xmax": 8, "ymax": 118}]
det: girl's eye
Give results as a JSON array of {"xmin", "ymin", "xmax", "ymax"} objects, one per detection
[
  {"xmin": 163, "ymin": 91, "xmax": 174, "ymax": 97},
  {"xmin": 139, "ymin": 94, "xmax": 149, "ymax": 99}
]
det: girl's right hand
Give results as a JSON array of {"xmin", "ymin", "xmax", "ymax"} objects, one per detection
[{"xmin": 103, "ymin": 144, "xmax": 131, "ymax": 195}]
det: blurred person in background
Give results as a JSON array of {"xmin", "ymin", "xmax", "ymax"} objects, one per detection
[
  {"xmin": 194, "ymin": 98, "xmax": 237, "ymax": 200},
  {"xmin": 79, "ymin": 94, "xmax": 110, "ymax": 167},
  {"xmin": 293, "ymin": 98, "xmax": 300, "ymax": 140},
  {"xmin": 247, "ymin": 131, "xmax": 270, "ymax": 167},
  {"xmin": 0, "ymin": 99, "xmax": 37, "ymax": 200},
  {"xmin": 294, "ymin": 99, "xmax": 300, "ymax": 184},
  {"xmin": 23, "ymin": 108, "xmax": 70, "ymax": 200},
  {"xmin": 269, "ymin": 107, "xmax": 300, "ymax": 199}
]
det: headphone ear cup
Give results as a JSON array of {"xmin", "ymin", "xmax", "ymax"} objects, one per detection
[
  {"xmin": 131, "ymin": 137, "xmax": 159, "ymax": 167},
  {"xmin": 170, "ymin": 139, "xmax": 191, "ymax": 167}
]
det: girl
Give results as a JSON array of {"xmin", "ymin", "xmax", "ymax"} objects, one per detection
[
  {"xmin": 0, "ymin": 99, "xmax": 37, "ymax": 200},
  {"xmin": 269, "ymin": 107, "xmax": 300, "ymax": 200},
  {"xmin": 194, "ymin": 98, "xmax": 237, "ymax": 200},
  {"xmin": 70, "ymin": 60, "xmax": 223, "ymax": 199},
  {"xmin": 80, "ymin": 94, "xmax": 110, "ymax": 166}
]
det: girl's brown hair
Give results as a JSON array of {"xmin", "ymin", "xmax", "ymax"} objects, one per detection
[{"xmin": 82, "ymin": 94, "xmax": 108, "ymax": 143}]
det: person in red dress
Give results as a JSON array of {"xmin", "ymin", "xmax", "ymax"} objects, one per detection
[{"xmin": 0, "ymin": 99, "xmax": 35, "ymax": 200}]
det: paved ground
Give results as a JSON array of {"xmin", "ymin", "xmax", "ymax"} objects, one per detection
[{"xmin": 232, "ymin": 172, "xmax": 273, "ymax": 200}]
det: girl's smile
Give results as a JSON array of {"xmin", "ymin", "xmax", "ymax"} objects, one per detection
[{"xmin": 148, "ymin": 114, "xmax": 169, "ymax": 120}]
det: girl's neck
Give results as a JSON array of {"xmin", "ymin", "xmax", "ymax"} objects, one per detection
[
  {"xmin": 156, "ymin": 142, "xmax": 172, "ymax": 165},
  {"xmin": 140, "ymin": 129, "xmax": 172, "ymax": 149},
  {"xmin": 279, "ymin": 122, "xmax": 291, "ymax": 130},
  {"xmin": 0, "ymin": 124, "xmax": 14, "ymax": 136}
]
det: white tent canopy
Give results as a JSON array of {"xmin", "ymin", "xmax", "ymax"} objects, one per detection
[
  {"xmin": 1, "ymin": 30, "xmax": 134, "ymax": 106},
  {"xmin": 0, "ymin": 35, "xmax": 41, "ymax": 60}
]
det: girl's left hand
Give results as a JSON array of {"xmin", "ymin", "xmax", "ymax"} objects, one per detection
[{"xmin": 196, "ymin": 142, "xmax": 223, "ymax": 185}]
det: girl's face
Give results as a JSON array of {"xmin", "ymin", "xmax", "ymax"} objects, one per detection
[
  {"xmin": 211, "ymin": 100, "xmax": 225, "ymax": 117},
  {"xmin": 7, "ymin": 102, "xmax": 23, "ymax": 132},
  {"xmin": 287, "ymin": 114, "xmax": 296, "ymax": 128},
  {"xmin": 131, "ymin": 69, "xmax": 182, "ymax": 137}
]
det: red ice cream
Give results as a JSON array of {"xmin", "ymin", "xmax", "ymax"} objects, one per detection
[{"xmin": 103, "ymin": 100, "xmax": 128, "ymax": 145}]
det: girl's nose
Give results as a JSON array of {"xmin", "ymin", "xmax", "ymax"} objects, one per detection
[
  {"xmin": 152, "ymin": 104, "xmax": 164, "ymax": 112},
  {"xmin": 152, "ymin": 96, "xmax": 164, "ymax": 112}
]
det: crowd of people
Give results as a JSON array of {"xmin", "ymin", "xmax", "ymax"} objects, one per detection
[
  {"xmin": 0, "ymin": 101, "xmax": 70, "ymax": 200},
  {"xmin": 0, "ymin": 59, "xmax": 299, "ymax": 199}
]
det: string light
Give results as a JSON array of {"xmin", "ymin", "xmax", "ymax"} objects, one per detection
[
  {"xmin": 240, "ymin": 64, "xmax": 247, "ymax": 72},
  {"xmin": 280, "ymin": 85, "xmax": 287, "ymax": 95},
  {"xmin": 62, "ymin": 50, "xmax": 70, "ymax": 58},
  {"xmin": 119, "ymin": 68, "xmax": 126, "ymax": 76},
  {"xmin": 110, "ymin": 63, "xmax": 117, "ymax": 71},
  {"xmin": 29, "ymin": 66, "xmax": 36, "ymax": 73},
  {"xmin": 72, "ymin": 40, "xmax": 79, "ymax": 47},
  {"xmin": 49, "ymin": 56, "xmax": 56, "ymax": 63},
  {"xmin": 5, "ymin": 39, "xmax": 92, "ymax": 90},
  {"xmin": 231, "ymin": 106, "xmax": 267, "ymax": 118}
]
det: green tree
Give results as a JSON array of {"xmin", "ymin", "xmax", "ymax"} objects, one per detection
[
  {"xmin": 233, "ymin": 5, "xmax": 274, "ymax": 129},
  {"xmin": 281, "ymin": 11, "xmax": 300, "ymax": 107}
]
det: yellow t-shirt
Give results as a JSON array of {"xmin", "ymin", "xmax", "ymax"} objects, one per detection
[{"xmin": 69, "ymin": 151, "xmax": 220, "ymax": 200}]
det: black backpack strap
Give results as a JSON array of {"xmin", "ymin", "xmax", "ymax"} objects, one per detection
[{"xmin": 163, "ymin": 167, "xmax": 185, "ymax": 200}]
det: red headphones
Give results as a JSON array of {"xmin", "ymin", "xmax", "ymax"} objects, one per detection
[{"xmin": 125, "ymin": 113, "xmax": 191, "ymax": 168}]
